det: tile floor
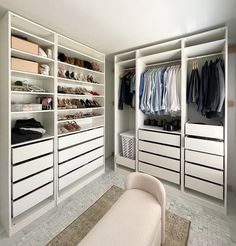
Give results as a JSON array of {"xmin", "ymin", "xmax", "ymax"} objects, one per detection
[{"xmin": 0, "ymin": 157, "xmax": 235, "ymax": 246}]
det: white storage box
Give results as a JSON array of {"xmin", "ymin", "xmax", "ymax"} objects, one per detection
[{"xmin": 120, "ymin": 131, "xmax": 135, "ymax": 160}]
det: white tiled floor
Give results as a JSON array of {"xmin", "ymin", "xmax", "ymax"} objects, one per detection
[{"xmin": 0, "ymin": 156, "xmax": 235, "ymax": 246}]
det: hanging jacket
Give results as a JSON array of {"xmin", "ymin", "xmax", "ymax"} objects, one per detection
[
  {"xmin": 197, "ymin": 61, "xmax": 209, "ymax": 114},
  {"xmin": 118, "ymin": 71, "xmax": 134, "ymax": 110}
]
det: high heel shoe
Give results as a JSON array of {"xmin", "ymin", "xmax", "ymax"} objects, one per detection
[
  {"xmin": 58, "ymin": 98, "xmax": 66, "ymax": 109},
  {"xmin": 93, "ymin": 100, "xmax": 101, "ymax": 107}
]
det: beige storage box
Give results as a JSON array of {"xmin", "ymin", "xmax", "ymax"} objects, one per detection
[
  {"xmin": 11, "ymin": 57, "xmax": 38, "ymax": 74},
  {"xmin": 11, "ymin": 36, "xmax": 39, "ymax": 55}
]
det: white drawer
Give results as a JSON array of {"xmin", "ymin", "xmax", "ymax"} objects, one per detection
[
  {"xmin": 185, "ymin": 176, "xmax": 223, "ymax": 200},
  {"xmin": 59, "ymin": 147, "xmax": 104, "ymax": 177},
  {"xmin": 12, "ymin": 182, "xmax": 53, "ymax": 218},
  {"xmin": 139, "ymin": 129, "xmax": 180, "ymax": 147},
  {"xmin": 59, "ymin": 127, "xmax": 104, "ymax": 150},
  {"xmin": 185, "ymin": 162, "xmax": 223, "ymax": 185},
  {"xmin": 59, "ymin": 137, "xmax": 104, "ymax": 163},
  {"xmin": 116, "ymin": 154, "xmax": 135, "ymax": 170},
  {"xmin": 12, "ymin": 154, "xmax": 53, "ymax": 182},
  {"xmin": 186, "ymin": 123, "xmax": 224, "ymax": 140},
  {"xmin": 139, "ymin": 151, "xmax": 180, "ymax": 172},
  {"xmin": 139, "ymin": 162, "xmax": 180, "ymax": 184},
  {"xmin": 12, "ymin": 140, "xmax": 53, "ymax": 164},
  {"xmin": 12, "ymin": 168, "xmax": 53, "ymax": 200},
  {"xmin": 139, "ymin": 140, "xmax": 180, "ymax": 159},
  {"xmin": 185, "ymin": 137, "xmax": 224, "ymax": 156},
  {"xmin": 59, "ymin": 156, "xmax": 104, "ymax": 190},
  {"xmin": 185, "ymin": 150, "xmax": 223, "ymax": 170}
]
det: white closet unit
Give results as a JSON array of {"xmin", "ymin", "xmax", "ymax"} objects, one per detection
[
  {"xmin": 56, "ymin": 34, "xmax": 105, "ymax": 202},
  {"xmin": 0, "ymin": 11, "xmax": 105, "ymax": 236},
  {"xmin": 114, "ymin": 27, "xmax": 228, "ymax": 211},
  {"xmin": 183, "ymin": 27, "xmax": 227, "ymax": 208},
  {"xmin": 114, "ymin": 51, "xmax": 136, "ymax": 170}
]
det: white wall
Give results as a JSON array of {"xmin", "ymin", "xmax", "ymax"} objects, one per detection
[
  {"xmin": 228, "ymin": 53, "xmax": 236, "ymax": 194},
  {"xmin": 105, "ymin": 55, "xmax": 114, "ymax": 158}
]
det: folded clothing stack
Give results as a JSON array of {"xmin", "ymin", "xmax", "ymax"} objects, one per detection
[{"xmin": 12, "ymin": 118, "xmax": 46, "ymax": 144}]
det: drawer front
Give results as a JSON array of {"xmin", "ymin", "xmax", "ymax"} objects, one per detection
[
  {"xmin": 59, "ymin": 137, "xmax": 104, "ymax": 163},
  {"xmin": 185, "ymin": 162, "xmax": 223, "ymax": 185},
  {"xmin": 12, "ymin": 140, "xmax": 53, "ymax": 164},
  {"xmin": 185, "ymin": 150, "xmax": 223, "ymax": 170},
  {"xmin": 139, "ymin": 140, "xmax": 180, "ymax": 159},
  {"xmin": 186, "ymin": 123, "xmax": 224, "ymax": 140},
  {"xmin": 139, "ymin": 129, "xmax": 180, "ymax": 147},
  {"xmin": 139, "ymin": 162, "xmax": 180, "ymax": 184},
  {"xmin": 185, "ymin": 176, "xmax": 223, "ymax": 200},
  {"xmin": 59, "ymin": 147, "xmax": 104, "ymax": 177},
  {"xmin": 59, "ymin": 156, "xmax": 104, "ymax": 190},
  {"xmin": 12, "ymin": 154, "xmax": 53, "ymax": 182},
  {"xmin": 139, "ymin": 151, "xmax": 180, "ymax": 172},
  {"xmin": 116, "ymin": 155, "xmax": 136, "ymax": 170},
  {"xmin": 12, "ymin": 168, "xmax": 53, "ymax": 200},
  {"xmin": 59, "ymin": 127, "xmax": 104, "ymax": 150},
  {"xmin": 12, "ymin": 182, "xmax": 53, "ymax": 218},
  {"xmin": 185, "ymin": 137, "xmax": 224, "ymax": 156}
]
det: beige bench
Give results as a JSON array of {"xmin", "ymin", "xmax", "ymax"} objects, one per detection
[{"xmin": 79, "ymin": 172, "xmax": 166, "ymax": 246}]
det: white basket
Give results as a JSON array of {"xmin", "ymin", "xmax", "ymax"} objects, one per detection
[{"xmin": 120, "ymin": 131, "xmax": 136, "ymax": 160}]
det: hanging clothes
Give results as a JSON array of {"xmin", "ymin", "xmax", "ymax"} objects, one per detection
[
  {"xmin": 187, "ymin": 58, "xmax": 225, "ymax": 118},
  {"xmin": 139, "ymin": 65, "xmax": 181, "ymax": 116},
  {"xmin": 118, "ymin": 70, "xmax": 135, "ymax": 110},
  {"xmin": 187, "ymin": 64, "xmax": 201, "ymax": 104}
]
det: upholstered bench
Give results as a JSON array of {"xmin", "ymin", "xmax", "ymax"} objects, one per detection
[{"xmin": 79, "ymin": 172, "xmax": 166, "ymax": 246}]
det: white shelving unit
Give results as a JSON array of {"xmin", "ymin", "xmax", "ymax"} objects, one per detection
[
  {"xmin": 114, "ymin": 27, "xmax": 228, "ymax": 212},
  {"xmin": 114, "ymin": 51, "xmax": 136, "ymax": 170},
  {"xmin": 0, "ymin": 11, "xmax": 105, "ymax": 236}
]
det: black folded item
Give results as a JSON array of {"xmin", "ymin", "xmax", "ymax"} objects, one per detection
[
  {"xmin": 58, "ymin": 53, "xmax": 66, "ymax": 62},
  {"xmin": 83, "ymin": 61, "xmax": 92, "ymax": 70},
  {"xmin": 15, "ymin": 118, "xmax": 43, "ymax": 129},
  {"xmin": 11, "ymin": 128, "xmax": 42, "ymax": 144},
  {"xmin": 144, "ymin": 119, "xmax": 150, "ymax": 125}
]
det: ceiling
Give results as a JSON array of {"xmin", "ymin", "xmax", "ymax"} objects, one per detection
[{"xmin": 0, "ymin": 0, "xmax": 236, "ymax": 54}]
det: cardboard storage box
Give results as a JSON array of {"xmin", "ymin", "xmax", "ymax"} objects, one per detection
[
  {"xmin": 11, "ymin": 57, "xmax": 39, "ymax": 74},
  {"xmin": 11, "ymin": 36, "xmax": 39, "ymax": 55}
]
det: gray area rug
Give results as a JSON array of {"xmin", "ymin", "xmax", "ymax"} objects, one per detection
[{"xmin": 47, "ymin": 186, "xmax": 190, "ymax": 246}]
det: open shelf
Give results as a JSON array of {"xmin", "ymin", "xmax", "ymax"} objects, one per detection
[
  {"xmin": 11, "ymin": 91, "xmax": 54, "ymax": 96},
  {"xmin": 116, "ymin": 51, "xmax": 136, "ymax": 63},
  {"xmin": 58, "ymin": 61, "xmax": 104, "ymax": 76},
  {"xmin": 58, "ymin": 107, "xmax": 104, "ymax": 112},
  {"xmin": 185, "ymin": 27, "xmax": 226, "ymax": 48},
  {"xmin": 116, "ymin": 59, "xmax": 136, "ymax": 68},
  {"xmin": 57, "ymin": 114, "xmax": 104, "ymax": 123},
  {"xmin": 11, "ymin": 110, "xmax": 54, "ymax": 114},
  {"xmin": 11, "ymin": 70, "xmax": 54, "ymax": 80},
  {"xmin": 58, "ymin": 123, "xmax": 104, "ymax": 137},
  {"xmin": 184, "ymin": 39, "xmax": 225, "ymax": 58},
  {"xmin": 139, "ymin": 49, "xmax": 181, "ymax": 65},
  {"xmin": 11, "ymin": 49, "xmax": 54, "ymax": 63},
  {"xmin": 58, "ymin": 34, "xmax": 104, "ymax": 62},
  {"xmin": 57, "ymin": 93, "xmax": 103, "ymax": 98},
  {"xmin": 58, "ymin": 44, "xmax": 104, "ymax": 64},
  {"xmin": 11, "ymin": 134, "xmax": 54, "ymax": 148},
  {"xmin": 138, "ymin": 39, "xmax": 181, "ymax": 57},
  {"xmin": 57, "ymin": 77, "xmax": 104, "ymax": 87},
  {"xmin": 11, "ymin": 27, "xmax": 54, "ymax": 47}
]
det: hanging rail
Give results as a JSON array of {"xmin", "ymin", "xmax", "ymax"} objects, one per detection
[
  {"xmin": 124, "ymin": 67, "xmax": 135, "ymax": 71},
  {"xmin": 146, "ymin": 59, "xmax": 181, "ymax": 68}
]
